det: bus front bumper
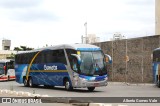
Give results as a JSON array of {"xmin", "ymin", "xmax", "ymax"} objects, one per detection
[{"xmin": 73, "ymin": 79, "xmax": 108, "ymax": 88}]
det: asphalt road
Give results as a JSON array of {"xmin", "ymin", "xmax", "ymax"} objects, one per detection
[
  {"xmin": 1, "ymin": 80, "xmax": 160, "ymax": 106},
  {"xmin": 0, "ymin": 81, "xmax": 160, "ymax": 97}
]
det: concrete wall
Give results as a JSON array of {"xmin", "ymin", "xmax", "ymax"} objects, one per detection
[
  {"xmin": 94, "ymin": 35, "xmax": 160, "ymax": 83},
  {"xmin": 156, "ymin": 0, "xmax": 160, "ymax": 35}
]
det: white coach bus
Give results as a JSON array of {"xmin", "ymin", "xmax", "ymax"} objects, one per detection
[{"xmin": 0, "ymin": 59, "xmax": 15, "ymax": 81}]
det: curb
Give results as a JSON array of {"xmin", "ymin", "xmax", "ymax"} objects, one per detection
[
  {"xmin": 0, "ymin": 89, "xmax": 49, "ymax": 97},
  {"xmin": 107, "ymin": 82, "xmax": 154, "ymax": 86},
  {"xmin": 0, "ymin": 89, "xmax": 128, "ymax": 106},
  {"xmin": 89, "ymin": 103, "xmax": 112, "ymax": 106}
]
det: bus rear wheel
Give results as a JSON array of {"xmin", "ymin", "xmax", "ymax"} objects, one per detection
[
  {"xmin": 8, "ymin": 76, "xmax": 10, "ymax": 81},
  {"xmin": 157, "ymin": 80, "xmax": 160, "ymax": 88},
  {"xmin": 28, "ymin": 77, "xmax": 38, "ymax": 87},
  {"xmin": 23, "ymin": 78, "xmax": 29, "ymax": 87},
  {"xmin": 64, "ymin": 79, "xmax": 73, "ymax": 91},
  {"xmin": 87, "ymin": 87, "xmax": 95, "ymax": 91},
  {"xmin": 28, "ymin": 77, "xmax": 33, "ymax": 87}
]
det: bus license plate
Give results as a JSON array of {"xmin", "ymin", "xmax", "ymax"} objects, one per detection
[{"xmin": 94, "ymin": 83, "xmax": 99, "ymax": 86}]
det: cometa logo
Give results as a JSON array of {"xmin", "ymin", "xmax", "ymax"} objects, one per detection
[{"xmin": 44, "ymin": 65, "xmax": 58, "ymax": 70}]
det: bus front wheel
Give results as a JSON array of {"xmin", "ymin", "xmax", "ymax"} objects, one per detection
[
  {"xmin": 87, "ymin": 87, "xmax": 95, "ymax": 91},
  {"xmin": 64, "ymin": 79, "xmax": 73, "ymax": 91}
]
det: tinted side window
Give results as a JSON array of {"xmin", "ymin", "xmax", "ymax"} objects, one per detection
[
  {"xmin": 56, "ymin": 49, "xmax": 67, "ymax": 64},
  {"xmin": 7, "ymin": 61, "xmax": 14, "ymax": 69},
  {"xmin": 66, "ymin": 49, "xmax": 77, "ymax": 62},
  {"xmin": 33, "ymin": 52, "xmax": 42, "ymax": 64},
  {"xmin": 15, "ymin": 52, "xmax": 36, "ymax": 64},
  {"xmin": 153, "ymin": 50, "xmax": 160, "ymax": 62},
  {"xmin": 33, "ymin": 49, "xmax": 67, "ymax": 65}
]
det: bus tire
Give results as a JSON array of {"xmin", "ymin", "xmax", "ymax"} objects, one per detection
[
  {"xmin": 64, "ymin": 79, "xmax": 73, "ymax": 91},
  {"xmin": 28, "ymin": 77, "xmax": 38, "ymax": 87},
  {"xmin": 28, "ymin": 77, "xmax": 33, "ymax": 87},
  {"xmin": 23, "ymin": 78, "xmax": 29, "ymax": 87},
  {"xmin": 87, "ymin": 87, "xmax": 95, "ymax": 91},
  {"xmin": 158, "ymin": 80, "xmax": 160, "ymax": 88},
  {"xmin": 8, "ymin": 76, "xmax": 10, "ymax": 81}
]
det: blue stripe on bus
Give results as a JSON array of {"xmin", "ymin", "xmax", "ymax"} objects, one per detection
[
  {"xmin": 30, "ymin": 63, "xmax": 67, "ymax": 70},
  {"xmin": 15, "ymin": 63, "xmax": 69, "ymax": 84},
  {"xmin": 79, "ymin": 74, "xmax": 107, "ymax": 81},
  {"xmin": 30, "ymin": 72, "xmax": 69, "ymax": 86}
]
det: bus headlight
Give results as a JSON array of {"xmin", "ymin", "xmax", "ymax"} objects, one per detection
[
  {"xmin": 105, "ymin": 77, "xmax": 108, "ymax": 80},
  {"xmin": 79, "ymin": 77, "xmax": 87, "ymax": 81}
]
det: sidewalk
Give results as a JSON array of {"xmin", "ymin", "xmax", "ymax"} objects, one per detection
[
  {"xmin": 0, "ymin": 89, "xmax": 127, "ymax": 106},
  {"xmin": 0, "ymin": 92, "xmax": 74, "ymax": 106},
  {"xmin": 108, "ymin": 82, "xmax": 154, "ymax": 86}
]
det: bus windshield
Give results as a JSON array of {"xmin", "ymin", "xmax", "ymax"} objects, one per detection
[
  {"xmin": 80, "ymin": 51, "xmax": 107, "ymax": 76},
  {"xmin": 0, "ymin": 63, "xmax": 5, "ymax": 75}
]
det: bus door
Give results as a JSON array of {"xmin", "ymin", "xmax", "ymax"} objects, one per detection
[{"xmin": 6, "ymin": 61, "xmax": 15, "ymax": 80}]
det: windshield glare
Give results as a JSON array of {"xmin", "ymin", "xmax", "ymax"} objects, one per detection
[{"xmin": 80, "ymin": 51, "xmax": 107, "ymax": 76}]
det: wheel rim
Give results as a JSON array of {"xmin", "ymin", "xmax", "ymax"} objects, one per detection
[
  {"xmin": 24, "ymin": 79, "xmax": 27, "ymax": 86},
  {"xmin": 29, "ymin": 78, "xmax": 32, "ymax": 87},
  {"xmin": 65, "ymin": 81, "xmax": 70, "ymax": 90}
]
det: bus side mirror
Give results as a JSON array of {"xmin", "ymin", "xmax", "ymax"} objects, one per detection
[
  {"xmin": 105, "ymin": 54, "xmax": 112, "ymax": 64},
  {"xmin": 71, "ymin": 54, "xmax": 82, "ymax": 65}
]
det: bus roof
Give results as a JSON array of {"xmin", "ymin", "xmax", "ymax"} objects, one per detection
[{"xmin": 16, "ymin": 44, "xmax": 101, "ymax": 54}]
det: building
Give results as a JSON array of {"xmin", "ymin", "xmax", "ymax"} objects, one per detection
[
  {"xmin": 82, "ymin": 34, "xmax": 100, "ymax": 44},
  {"xmin": 87, "ymin": 34, "xmax": 100, "ymax": 43},
  {"xmin": 2, "ymin": 39, "xmax": 11, "ymax": 50},
  {"xmin": 0, "ymin": 50, "xmax": 16, "ymax": 59},
  {"xmin": 113, "ymin": 32, "xmax": 126, "ymax": 40},
  {"xmin": 0, "ymin": 39, "xmax": 16, "ymax": 59},
  {"xmin": 156, "ymin": 0, "xmax": 160, "ymax": 35}
]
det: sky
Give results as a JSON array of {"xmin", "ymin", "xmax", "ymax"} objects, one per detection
[{"xmin": 0, "ymin": 0, "xmax": 155, "ymax": 49}]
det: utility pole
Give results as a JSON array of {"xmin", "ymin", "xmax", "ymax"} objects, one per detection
[
  {"xmin": 125, "ymin": 37, "xmax": 128, "ymax": 83},
  {"xmin": 112, "ymin": 39, "xmax": 114, "ymax": 81},
  {"xmin": 81, "ymin": 35, "xmax": 84, "ymax": 44},
  {"xmin": 141, "ymin": 38, "xmax": 144, "ymax": 83},
  {"xmin": 84, "ymin": 22, "xmax": 87, "ymax": 44}
]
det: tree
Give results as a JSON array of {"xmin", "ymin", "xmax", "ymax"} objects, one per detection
[
  {"xmin": 7, "ymin": 53, "xmax": 15, "ymax": 59},
  {"xmin": 14, "ymin": 47, "xmax": 22, "ymax": 51},
  {"xmin": 14, "ymin": 46, "xmax": 34, "ymax": 51}
]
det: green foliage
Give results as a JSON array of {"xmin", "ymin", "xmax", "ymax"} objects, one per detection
[
  {"xmin": 14, "ymin": 46, "xmax": 34, "ymax": 51},
  {"xmin": 7, "ymin": 53, "xmax": 15, "ymax": 59}
]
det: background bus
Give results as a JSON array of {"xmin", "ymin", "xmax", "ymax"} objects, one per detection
[
  {"xmin": 15, "ymin": 44, "xmax": 111, "ymax": 91},
  {"xmin": 0, "ymin": 59, "xmax": 15, "ymax": 81},
  {"xmin": 153, "ymin": 48, "xmax": 160, "ymax": 87}
]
